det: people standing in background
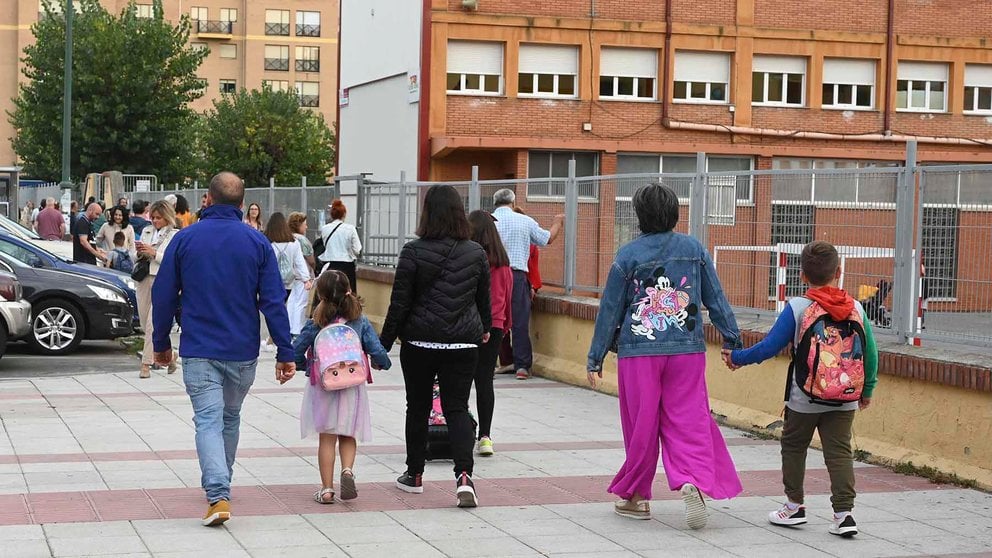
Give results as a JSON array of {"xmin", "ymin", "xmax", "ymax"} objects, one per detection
[
  {"xmin": 36, "ymin": 198, "xmax": 65, "ymax": 241},
  {"xmin": 262, "ymin": 212, "xmax": 311, "ymax": 352},
  {"xmin": 30, "ymin": 199, "xmax": 44, "ymax": 232},
  {"xmin": 136, "ymin": 200, "xmax": 178, "ymax": 379},
  {"xmin": 497, "ymin": 208, "xmax": 544, "ymax": 375},
  {"xmin": 287, "ymin": 211, "xmax": 317, "ymax": 337},
  {"xmin": 95, "ymin": 206, "xmax": 136, "ymax": 257},
  {"xmin": 117, "ymin": 197, "xmax": 128, "ymax": 209},
  {"xmin": 316, "ymin": 200, "xmax": 362, "ymax": 293},
  {"xmin": 19, "ymin": 201, "xmax": 34, "ymax": 229},
  {"xmin": 244, "ymin": 203, "xmax": 264, "ymax": 231},
  {"xmin": 175, "ymin": 194, "xmax": 195, "ymax": 228},
  {"xmin": 90, "ymin": 202, "xmax": 107, "ymax": 237},
  {"xmin": 130, "ymin": 200, "xmax": 151, "ymax": 237},
  {"xmin": 72, "ymin": 202, "xmax": 108, "ymax": 265}
]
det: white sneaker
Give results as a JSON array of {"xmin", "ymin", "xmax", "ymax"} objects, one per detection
[
  {"xmin": 829, "ymin": 512, "xmax": 858, "ymax": 537},
  {"xmin": 768, "ymin": 503, "xmax": 807, "ymax": 526},
  {"xmin": 680, "ymin": 483, "xmax": 707, "ymax": 530}
]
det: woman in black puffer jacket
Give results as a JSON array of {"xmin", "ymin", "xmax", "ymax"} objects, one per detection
[{"xmin": 380, "ymin": 185, "xmax": 491, "ymax": 508}]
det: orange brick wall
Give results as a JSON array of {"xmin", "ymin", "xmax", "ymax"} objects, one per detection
[
  {"xmin": 754, "ymin": 0, "xmax": 888, "ymax": 33},
  {"xmin": 894, "ymin": 1, "xmax": 990, "ymax": 38},
  {"xmin": 446, "ymin": 0, "xmax": 666, "ymax": 21}
]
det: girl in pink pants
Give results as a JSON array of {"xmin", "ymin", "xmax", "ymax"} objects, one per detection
[{"xmin": 587, "ymin": 183, "xmax": 743, "ymax": 529}]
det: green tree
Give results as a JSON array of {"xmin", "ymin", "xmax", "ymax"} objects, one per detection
[
  {"xmin": 199, "ymin": 86, "xmax": 336, "ymax": 187},
  {"xmin": 8, "ymin": 0, "xmax": 206, "ymax": 182}
]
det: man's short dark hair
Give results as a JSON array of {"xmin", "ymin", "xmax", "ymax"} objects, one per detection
[
  {"xmin": 113, "ymin": 231, "xmax": 125, "ymax": 246},
  {"xmin": 801, "ymin": 241, "xmax": 840, "ymax": 286},
  {"xmin": 209, "ymin": 172, "xmax": 245, "ymax": 207},
  {"xmin": 633, "ymin": 182, "xmax": 680, "ymax": 234},
  {"xmin": 131, "ymin": 200, "xmax": 145, "ymax": 215}
]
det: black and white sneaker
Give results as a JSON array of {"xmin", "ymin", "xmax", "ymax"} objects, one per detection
[
  {"xmin": 396, "ymin": 472, "xmax": 424, "ymax": 494},
  {"xmin": 455, "ymin": 471, "xmax": 478, "ymax": 508},
  {"xmin": 829, "ymin": 512, "xmax": 858, "ymax": 537},
  {"xmin": 768, "ymin": 503, "xmax": 808, "ymax": 526}
]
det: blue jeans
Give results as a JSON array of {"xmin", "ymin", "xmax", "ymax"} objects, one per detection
[
  {"xmin": 510, "ymin": 270, "xmax": 533, "ymax": 371},
  {"xmin": 183, "ymin": 358, "xmax": 257, "ymax": 503}
]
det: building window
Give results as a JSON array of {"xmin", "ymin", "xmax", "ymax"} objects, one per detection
[
  {"xmin": 446, "ymin": 41, "xmax": 503, "ymax": 96},
  {"xmin": 264, "ymin": 45, "xmax": 290, "ymax": 71},
  {"xmin": 220, "ymin": 8, "xmax": 237, "ymax": 22},
  {"xmin": 263, "ymin": 80, "xmax": 290, "ymax": 93},
  {"xmin": 615, "ymin": 154, "xmax": 753, "ymax": 204},
  {"xmin": 265, "ymin": 9, "xmax": 290, "ymax": 36},
  {"xmin": 771, "ymin": 158, "xmax": 899, "ymax": 205},
  {"xmin": 896, "ymin": 61, "xmax": 948, "ymax": 112},
  {"xmin": 769, "ymin": 204, "xmax": 816, "ymax": 298},
  {"xmin": 518, "ymin": 44, "xmax": 579, "ymax": 99},
  {"xmin": 190, "ymin": 42, "xmax": 207, "ymax": 52},
  {"xmin": 296, "ymin": 11, "xmax": 320, "ymax": 37},
  {"xmin": 964, "ymin": 64, "xmax": 992, "ymax": 114},
  {"xmin": 526, "ymin": 151, "xmax": 598, "ymax": 198},
  {"xmin": 219, "ymin": 79, "xmax": 236, "ymax": 94},
  {"xmin": 295, "ymin": 46, "xmax": 320, "ymax": 72},
  {"xmin": 822, "ymin": 58, "xmax": 875, "ymax": 109},
  {"xmin": 752, "ymin": 55, "xmax": 805, "ymax": 106},
  {"xmin": 673, "ymin": 51, "xmax": 730, "ymax": 104},
  {"xmin": 219, "ymin": 44, "xmax": 237, "ymax": 59},
  {"xmin": 40, "ymin": 0, "xmax": 82, "ymax": 18},
  {"xmin": 135, "ymin": 4, "xmax": 153, "ymax": 18},
  {"xmin": 599, "ymin": 47, "xmax": 657, "ymax": 101},
  {"xmin": 296, "ymin": 81, "xmax": 320, "ymax": 107},
  {"xmin": 190, "ymin": 6, "xmax": 208, "ymax": 22},
  {"xmin": 921, "ymin": 207, "xmax": 958, "ymax": 299}
]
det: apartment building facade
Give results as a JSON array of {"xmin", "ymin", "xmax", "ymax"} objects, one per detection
[{"xmin": 0, "ymin": 0, "xmax": 338, "ymax": 173}]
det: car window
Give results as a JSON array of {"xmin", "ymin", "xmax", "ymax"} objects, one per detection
[
  {"xmin": 0, "ymin": 238, "xmax": 44, "ymax": 268},
  {"xmin": 0, "ymin": 250, "xmax": 31, "ymax": 269},
  {"xmin": 0, "ymin": 213, "xmax": 42, "ymax": 240}
]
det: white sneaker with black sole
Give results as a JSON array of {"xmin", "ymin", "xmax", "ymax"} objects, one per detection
[
  {"xmin": 768, "ymin": 503, "xmax": 807, "ymax": 526},
  {"xmin": 455, "ymin": 471, "xmax": 478, "ymax": 508},
  {"xmin": 680, "ymin": 483, "xmax": 707, "ymax": 530},
  {"xmin": 829, "ymin": 512, "xmax": 858, "ymax": 537}
]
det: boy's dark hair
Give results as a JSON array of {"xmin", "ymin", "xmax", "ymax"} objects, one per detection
[
  {"xmin": 416, "ymin": 185, "xmax": 470, "ymax": 240},
  {"xmin": 131, "ymin": 200, "xmax": 146, "ymax": 216},
  {"xmin": 801, "ymin": 241, "xmax": 840, "ymax": 286},
  {"xmin": 312, "ymin": 270, "xmax": 362, "ymax": 326},
  {"xmin": 113, "ymin": 231, "xmax": 126, "ymax": 246},
  {"xmin": 633, "ymin": 182, "xmax": 680, "ymax": 234}
]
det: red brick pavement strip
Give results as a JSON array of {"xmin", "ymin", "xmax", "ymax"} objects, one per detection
[
  {"xmin": 0, "ymin": 467, "xmax": 953, "ymax": 526},
  {"xmin": 0, "ymin": 438, "xmax": 774, "ymax": 466}
]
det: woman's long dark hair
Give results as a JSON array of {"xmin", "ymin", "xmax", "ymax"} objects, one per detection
[
  {"xmin": 416, "ymin": 185, "xmax": 469, "ymax": 240},
  {"xmin": 312, "ymin": 270, "xmax": 362, "ymax": 326},
  {"xmin": 109, "ymin": 206, "xmax": 131, "ymax": 230},
  {"xmin": 264, "ymin": 212, "xmax": 295, "ymax": 243},
  {"xmin": 175, "ymin": 194, "xmax": 191, "ymax": 215},
  {"xmin": 468, "ymin": 210, "xmax": 509, "ymax": 268}
]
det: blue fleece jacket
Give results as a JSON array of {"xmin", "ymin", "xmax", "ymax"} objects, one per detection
[{"xmin": 151, "ymin": 204, "xmax": 293, "ymax": 363}]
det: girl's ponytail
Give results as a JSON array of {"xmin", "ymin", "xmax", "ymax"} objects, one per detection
[{"xmin": 312, "ymin": 270, "xmax": 363, "ymax": 326}]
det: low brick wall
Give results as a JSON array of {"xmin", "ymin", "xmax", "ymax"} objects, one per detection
[{"xmin": 357, "ymin": 265, "xmax": 992, "ymax": 488}]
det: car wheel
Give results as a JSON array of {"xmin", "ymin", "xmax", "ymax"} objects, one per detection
[{"xmin": 28, "ymin": 299, "xmax": 85, "ymax": 356}]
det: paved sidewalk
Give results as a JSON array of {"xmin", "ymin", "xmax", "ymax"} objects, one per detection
[{"xmin": 1, "ymin": 347, "xmax": 991, "ymax": 558}]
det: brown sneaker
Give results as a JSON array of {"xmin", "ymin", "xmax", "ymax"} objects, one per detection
[
  {"xmin": 614, "ymin": 499, "xmax": 651, "ymax": 520},
  {"xmin": 202, "ymin": 500, "xmax": 231, "ymax": 526}
]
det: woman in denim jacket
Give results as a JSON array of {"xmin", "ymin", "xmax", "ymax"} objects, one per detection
[{"xmin": 587, "ymin": 183, "xmax": 743, "ymax": 529}]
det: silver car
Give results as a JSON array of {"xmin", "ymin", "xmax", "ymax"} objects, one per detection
[{"xmin": 0, "ymin": 270, "xmax": 31, "ymax": 358}]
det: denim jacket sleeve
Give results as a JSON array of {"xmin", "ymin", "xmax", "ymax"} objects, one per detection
[
  {"xmin": 587, "ymin": 262, "xmax": 628, "ymax": 372},
  {"xmin": 293, "ymin": 320, "xmax": 321, "ymax": 372},
  {"xmin": 359, "ymin": 316, "xmax": 392, "ymax": 370},
  {"xmin": 698, "ymin": 245, "xmax": 743, "ymax": 350}
]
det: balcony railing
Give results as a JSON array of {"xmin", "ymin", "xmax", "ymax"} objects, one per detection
[
  {"xmin": 296, "ymin": 24, "xmax": 321, "ymax": 37},
  {"xmin": 265, "ymin": 22, "xmax": 290, "ymax": 36},
  {"xmin": 295, "ymin": 59, "xmax": 320, "ymax": 73},
  {"xmin": 196, "ymin": 20, "xmax": 233, "ymax": 34},
  {"xmin": 299, "ymin": 95, "xmax": 319, "ymax": 108},
  {"xmin": 264, "ymin": 58, "xmax": 290, "ymax": 71}
]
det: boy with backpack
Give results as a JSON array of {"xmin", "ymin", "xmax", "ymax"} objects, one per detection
[
  {"xmin": 724, "ymin": 240, "xmax": 878, "ymax": 538},
  {"xmin": 107, "ymin": 232, "xmax": 134, "ymax": 273}
]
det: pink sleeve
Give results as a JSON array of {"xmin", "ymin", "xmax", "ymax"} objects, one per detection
[{"xmin": 490, "ymin": 266, "xmax": 513, "ymax": 332}]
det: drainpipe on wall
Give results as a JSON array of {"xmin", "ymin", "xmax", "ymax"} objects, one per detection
[
  {"xmin": 883, "ymin": 0, "xmax": 895, "ymax": 135},
  {"xmin": 335, "ymin": 0, "xmax": 343, "ymax": 177},
  {"xmin": 661, "ymin": 0, "xmax": 673, "ymax": 126},
  {"xmin": 416, "ymin": 0, "xmax": 432, "ymax": 181}
]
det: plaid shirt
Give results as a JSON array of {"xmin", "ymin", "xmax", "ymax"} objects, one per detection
[{"xmin": 493, "ymin": 206, "xmax": 551, "ymax": 272}]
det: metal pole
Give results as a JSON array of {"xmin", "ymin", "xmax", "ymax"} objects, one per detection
[
  {"xmin": 892, "ymin": 140, "xmax": 918, "ymax": 344},
  {"xmin": 564, "ymin": 159, "xmax": 579, "ymax": 295},
  {"xmin": 300, "ymin": 175, "xmax": 308, "ymax": 227},
  {"xmin": 268, "ymin": 176, "xmax": 275, "ymax": 216},
  {"xmin": 397, "ymin": 171, "xmax": 408, "ymax": 256},
  {"xmin": 468, "ymin": 166, "xmax": 480, "ymax": 212},
  {"xmin": 688, "ymin": 151, "xmax": 708, "ymax": 246},
  {"xmin": 59, "ymin": 0, "xmax": 74, "ymax": 192}
]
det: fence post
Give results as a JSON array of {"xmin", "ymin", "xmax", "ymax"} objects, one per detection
[
  {"xmin": 356, "ymin": 177, "xmax": 366, "ymax": 253},
  {"xmin": 191, "ymin": 181, "xmax": 198, "ymax": 208},
  {"xmin": 564, "ymin": 159, "xmax": 579, "ymax": 295},
  {"xmin": 688, "ymin": 151, "xmax": 708, "ymax": 246},
  {"xmin": 397, "ymin": 171, "xmax": 408, "ymax": 255},
  {"xmin": 268, "ymin": 177, "xmax": 276, "ymax": 216},
  {"xmin": 468, "ymin": 166, "xmax": 481, "ymax": 212},
  {"xmin": 892, "ymin": 140, "xmax": 918, "ymax": 344},
  {"xmin": 300, "ymin": 176, "xmax": 308, "ymax": 224}
]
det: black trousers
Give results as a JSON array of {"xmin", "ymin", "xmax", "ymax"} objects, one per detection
[
  {"xmin": 320, "ymin": 260, "xmax": 358, "ymax": 293},
  {"xmin": 400, "ymin": 343, "xmax": 478, "ymax": 476},
  {"xmin": 473, "ymin": 328, "xmax": 504, "ymax": 439}
]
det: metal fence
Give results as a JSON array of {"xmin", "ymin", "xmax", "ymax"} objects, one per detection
[{"xmin": 356, "ymin": 145, "xmax": 992, "ymax": 348}]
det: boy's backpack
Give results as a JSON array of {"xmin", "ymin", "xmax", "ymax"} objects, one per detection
[
  {"xmin": 308, "ymin": 320, "xmax": 369, "ymax": 391},
  {"xmin": 111, "ymin": 248, "xmax": 134, "ymax": 274},
  {"xmin": 788, "ymin": 301, "xmax": 867, "ymax": 406},
  {"xmin": 275, "ymin": 244, "xmax": 295, "ymax": 287},
  {"xmin": 425, "ymin": 381, "xmax": 477, "ymax": 461}
]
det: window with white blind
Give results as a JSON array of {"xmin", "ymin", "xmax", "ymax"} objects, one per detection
[
  {"xmin": 190, "ymin": 6, "xmax": 208, "ymax": 21},
  {"xmin": 673, "ymin": 51, "xmax": 730, "ymax": 104},
  {"xmin": 447, "ymin": 41, "xmax": 503, "ymax": 96},
  {"xmin": 220, "ymin": 8, "xmax": 237, "ymax": 22},
  {"xmin": 897, "ymin": 62, "xmax": 948, "ymax": 112},
  {"xmin": 822, "ymin": 58, "xmax": 875, "ymax": 109},
  {"xmin": 263, "ymin": 80, "xmax": 290, "ymax": 93},
  {"xmin": 518, "ymin": 44, "xmax": 579, "ymax": 98},
  {"xmin": 752, "ymin": 55, "xmax": 805, "ymax": 106},
  {"xmin": 265, "ymin": 9, "xmax": 290, "ymax": 35},
  {"xmin": 964, "ymin": 64, "xmax": 992, "ymax": 114},
  {"xmin": 219, "ymin": 44, "xmax": 237, "ymax": 59},
  {"xmin": 296, "ymin": 81, "xmax": 320, "ymax": 107},
  {"xmin": 599, "ymin": 47, "xmax": 657, "ymax": 100},
  {"xmin": 135, "ymin": 4, "xmax": 153, "ymax": 18}
]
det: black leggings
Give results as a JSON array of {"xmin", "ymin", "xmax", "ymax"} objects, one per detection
[
  {"xmin": 320, "ymin": 260, "xmax": 358, "ymax": 293},
  {"xmin": 473, "ymin": 328, "xmax": 504, "ymax": 439}
]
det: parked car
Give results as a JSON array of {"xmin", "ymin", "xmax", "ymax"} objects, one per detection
[
  {"xmin": 0, "ymin": 252, "xmax": 132, "ymax": 355},
  {"xmin": 0, "ymin": 213, "xmax": 74, "ymax": 259},
  {"xmin": 0, "ymin": 271, "xmax": 32, "ymax": 359},
  {"xmin": 0, "ymin": 229, "xmax": 139, "ymax": 327}
]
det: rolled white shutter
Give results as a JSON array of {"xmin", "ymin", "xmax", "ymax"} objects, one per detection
[
  {"xmin": 823, "ymin": 58, "xmax": 876, "ymax": 85},
  {"xmin": 601, "ymin": 47, "xmax": 657, "ymax": 77},
  {"xmin": 965, "ymin": 64, "xmax": 992, "ymax": 87},
  {"xmin": 675, "ymin": 51, "xmax": 731, "ymax": 82},
  {"xmin": 447, "ymin": 41, "xmax": 503, "ymax": 76},
  {"xmin": 519, "ymin": 44, "xmax": 578, "ymax": 75},
  {"xmin": 899, "ymin": 61, "xmax": 948, "ymax": 82},
  {"xmin": 753, "ymin": 55, "xmax": 806, "ymax": 74}
]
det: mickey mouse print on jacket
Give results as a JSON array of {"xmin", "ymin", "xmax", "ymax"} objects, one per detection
[{"xmin": 587, "ymin": 231, "xmax": 743, "ymax": 372}]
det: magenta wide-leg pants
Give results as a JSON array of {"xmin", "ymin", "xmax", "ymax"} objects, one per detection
[{"xmin": 608, "ymin": 353, "xmax": 743, "ymax": 501}]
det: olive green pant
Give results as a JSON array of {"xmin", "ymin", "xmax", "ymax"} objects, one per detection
[{"xmin": 781, "ymin": 408, "xmax": 856, "ymax": 513}]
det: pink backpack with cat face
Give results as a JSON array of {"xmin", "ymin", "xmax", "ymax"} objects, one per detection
[{"xmin": 308, "ymin": 321, "xmax": 369, "ymax": 391}]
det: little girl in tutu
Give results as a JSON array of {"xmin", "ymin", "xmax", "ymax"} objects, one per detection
[{"xmin": 293, "ymin": 270, "xmax": 391, "ymax": 504}]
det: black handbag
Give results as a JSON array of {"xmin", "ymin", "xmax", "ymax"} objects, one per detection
[{"xmin": 131, "ymin": 258, "xmax": 150, "ymax": 281}]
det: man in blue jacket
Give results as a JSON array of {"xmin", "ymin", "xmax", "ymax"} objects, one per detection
[{"xmin": 153, "ymin": 171, "xmax": 295, "ymax": 527}]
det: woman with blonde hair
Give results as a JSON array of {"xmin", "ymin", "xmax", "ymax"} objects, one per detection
[{"xmin": 136, "ymin": 200, "xmax": 179, "ymax": 378}]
